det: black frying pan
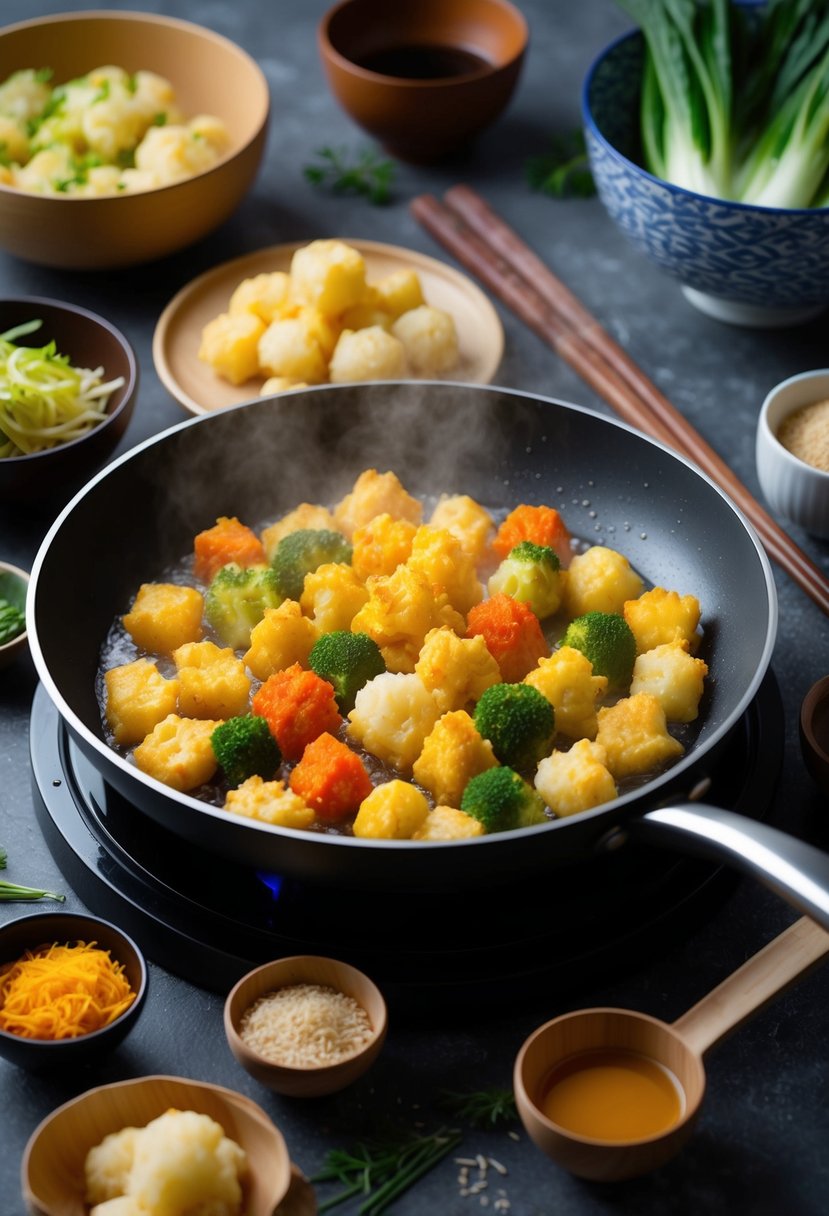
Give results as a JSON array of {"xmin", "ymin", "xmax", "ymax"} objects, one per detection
[{"xmin": 26, "ymin": 383, "xmax": 829, "ymax": 924}]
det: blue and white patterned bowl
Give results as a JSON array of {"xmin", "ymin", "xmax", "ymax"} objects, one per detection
[{"xmin": 582, "ymin": 31, "xmax": 829, "ymax": 328}]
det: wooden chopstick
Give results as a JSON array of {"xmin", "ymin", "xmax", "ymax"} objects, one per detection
[{"xmin": 410, "ymin": 187, "xmax": 829, "ymax": 619}]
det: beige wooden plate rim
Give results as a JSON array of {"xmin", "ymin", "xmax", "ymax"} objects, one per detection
[{"xmin": 152, "ymin": 238, "xmax": 505, "ymax": 416}]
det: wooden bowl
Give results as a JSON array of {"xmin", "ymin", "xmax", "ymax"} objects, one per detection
[
  {"xmin": 0, "ymin": 912, "xmax": 147, "ymax": 1071},
  {"xmin": 0, "ymin": 297, "xmax": 138, "ymax": 504},
  {"xmin": 21, "ymin": 1074, "xmax": 293, "ymax": 1216},
  {"xmin": 318, "ymin": 0, "xmax": 527, "ymax": 162},
  {"xmin": 224, "ymin": 955, "xmax": 388, "ymax": 1097},
  {"xmin": 0, "ymin": 11, "xmax": 269, "ymax": 268},
  {"xmin": 801, "ymin": 675, "xmax": 829, "ymax": 800},
  {"xmin": 0, "ymin": 559, "xmax": 29, "ymax": 670}
]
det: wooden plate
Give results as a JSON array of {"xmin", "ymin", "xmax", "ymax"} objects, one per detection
[{"xmin": 152, "ymin": 239, "xmax": 505, "ymax": 415}]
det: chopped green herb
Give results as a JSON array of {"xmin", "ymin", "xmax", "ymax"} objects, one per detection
[
  {"xmin": 312, "ymin": 1127, "xmax": 463, "ymax": 1214},
  {"xmin": 526, "ymin": 129, "xmax": 596, "ymax": 198},
  {"xmin": 0, "ymin": 599, "xmax": 25, "ymax": 644},
  {"xmin": 303, "ymin": 145, "xmax": 396, "ymax": 205},
  {"xmin": 0, "ymin": 846, "xmax": 64, "ymax": 902},
  {"xmin": 437, "ymin": 1086, "xmax": 519, "ymax": 1128},
  {"xmin": 151, "ymin": 112, "xmax": 168, "ymax": 127}
]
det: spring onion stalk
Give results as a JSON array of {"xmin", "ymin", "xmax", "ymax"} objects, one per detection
[
  {"xmin": 0, "ymin": 319, "xmax": 125, "ymax": 458},
  {"xmin": 0, "ymin": 847, "xmax": 64, "ymax": 902},
  {"xmin": 616, "ymin": 0, "xmax": 829, "ymax": 208}
]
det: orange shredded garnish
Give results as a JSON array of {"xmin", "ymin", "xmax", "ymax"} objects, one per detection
[{"xmin": 0, "ymin": 940, "xmax": 136, "ymax": 1040}]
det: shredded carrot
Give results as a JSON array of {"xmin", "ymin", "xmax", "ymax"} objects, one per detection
[
  {"xmin": 0, "ymin": 940, "xmax": 136, "ymax": 1040},
  {"xmin": 290, "ymin": 731, "xmax": 373, "ymax": 822},
  {"xmin": 466, "ymin": 592, "xmax": 550, "ymax": 682},
  {"xmin": 252, "ymin": 662, "xmax": 342, "ymax": 761},
  {"xmin": 194, "ymin": 515, "xmax": 267, "ymax": 583},
  {"xmin": 493, "ymin": 504, "xmax": 572, "ymax": 566}
]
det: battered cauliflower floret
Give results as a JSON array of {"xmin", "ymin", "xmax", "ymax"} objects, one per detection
[
  {"xmin": 243, "ymin": 600, "xmax": 318, "ymax": 681},
  {"xmin": 224, "ymin": 775, "xmax": 315, "ymax": 829},
  {"xmin": 373, "ymin": 269, "xmax": 426, "ymax": 319},
  {"xmin": 260, "ymin": 376, "xmax": 308, "ymax": 395},
  {"xmin": 523, "ymin": 645, "xmax": 608, "ymax": 740},
  {"xmin": 563, "ymin": 546, "xmax": 644, "ymax": 618},
  {"xmin": 289, "ymin": 238, "xmax": 368, "ymax": 315},
  {"xmin": 0, "ymin": 68, "xmax": 52, "ymax": 125},
  {"xmin": 595, "ymin": 693, "xmax": 684, "ymax": 780},
  {"xmin": 428, "ymin": 494, "xmax": 495, "ymax": 565},
  {"xmin": 260, "ymin": 504, "xmax": 340, "ymax": 559},
  {"xmin": 198, "ymin": 312, "xmax": 266, "ymax": 386},
  {"xmin": 104, "ymin": 659, "xmax": 180, "ymax": 747},
  {"xmin": 85, "ymin": 1127, "xmax": 139, "ymax": 1205},
  {"xmin": 328, "ymin": 325, "xmax": 408, "ymax": 383},
  {"xmin": 300, "ymin": 562, "xmax": 369, "ymax": 632},
  {"xmin": 133, "ymin": 714, "xmax": 222, "ymax": 792},
  {"xmin": 122, "ymin": 582, "xmax": 204, "ymax": 655},
  {"xmin": 630, "ymin": 640, "xmax": 709, "ymax": 723},
  {"xmin": 391, "ymin": 305, "xmax": 459, "ymax": 374},
  {"xmin": 406, "ymin": 524, "xmax": 483, "ymax": 615},
  {"xmin": 347, "ymin": 672, "xmax": 440, "ymax": 771},
  {"xmin": 352, "ymin": 780, "xmax": 430, "ymax": 839},
  {"xmin": 412, "ymin": 710, "xmax": 498, "ymax": 808},
  {"xmin": 624, "ymin": 586, "xmax": 702, "ymax": 654},
  {"xmin": 352, "ymin": 513, "xmax": 417, "ymax": 581},
  {"xmin": 133, "ymin": 118, "xmax": 228, "ymax": 184},
  {"xmin": 257, "ymin": 314, "xmax": 329, "ymax": 384},
  {"xmin": 411, "ymin": 804, "xmax": 485, "ymax": 840},
  {"xmin": 173, "ymin": 640, "xmax": 251, "ymax": 720},
  {"xmin": 228, "ymin": 271, "xmax": 292, "ymax": 324},
  {"xmin": 351, "ymin": 565, "xmax": 466, "ymax": 673},
  {"xmin": 415, "ymin": 627, "xmax": 501, "ymax": 714},
  {"xmin": 534, "ymin": 738, "xmax": 618, "ymax": 818},
  {"xmin": 333, "ymin": 469, "xmax": 423, "ymax": 539}
]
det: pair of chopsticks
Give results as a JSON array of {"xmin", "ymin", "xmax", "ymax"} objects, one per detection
[{"xmin": 410, "ymin": 185, "xmax": 829, "ymax": 619}]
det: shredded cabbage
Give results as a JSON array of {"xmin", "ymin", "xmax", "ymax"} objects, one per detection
[{"xmin": 0, "ymin": 318, "xmax": 125, "ymax": 457}]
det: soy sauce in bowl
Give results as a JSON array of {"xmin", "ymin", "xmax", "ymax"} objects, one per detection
[{"xmin": 357, "ymin": 44, "xmax": 490, "ymax": 79}]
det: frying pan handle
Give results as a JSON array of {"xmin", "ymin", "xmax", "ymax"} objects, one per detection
[{"xmin": 627, "ymin": 803, "xmax": 829, "ymax": 932}]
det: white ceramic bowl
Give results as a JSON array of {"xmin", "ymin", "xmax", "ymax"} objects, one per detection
[{"xmin": 756, "ymin": 370, "xmax": 829, "ymax": 538}]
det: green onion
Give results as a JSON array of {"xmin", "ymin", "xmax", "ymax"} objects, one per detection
[{"xmin": 0, "ymin": 847, "xmax": 64, "ymax": 902}]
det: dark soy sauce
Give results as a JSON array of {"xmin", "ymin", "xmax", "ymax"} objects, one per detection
[{"xmin": 357, "ymin": 43, "xmax": 490, "ymax": 80}]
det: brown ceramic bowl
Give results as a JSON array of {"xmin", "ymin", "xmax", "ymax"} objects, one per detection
[
  {"xmin": 318, "ymin": 0, "xmax": 528, "ymax": 161},
  {"xmin": 21, "ymin": 1074, "xmax": 293, "ymax": 1216},
  {"xmin": 0, "ymin": 11, "xmax": 269, "ymax": 269},
  {"xmin": 0, "ymin": 297, "xmax": 138, "ymax": 504},
  {"xmin": 0, "ymin": 911, "xmax": 147, "ymax": 1071},
  {"xmin": 0, "ymin": 559, "xmax": 29, "ymax": 671},
  {"xmin": 224, "ymin": 954, "xmax": 388, "ymax": 1097},
  {"xmin": 801, "ymin": 675, "xmax": 829, "ymax": 800}
]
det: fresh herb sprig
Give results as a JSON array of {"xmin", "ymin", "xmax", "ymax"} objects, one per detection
[
  {"xmin": 438, "ymin": 1086, "xmax": 518, "ymax": 1129},
  {"xmin": 0, "ymin": 599, "xmax": 25, "ymax": 645},
  {"xmin": 525, "ymin": 130, "xmax": 596, "ymax": 198},
  {"xmin": 0, "ymin": 846, "xmax": 64, "ymax": 902},
  {"xmin": 312, "ymin": 1127, "xmax": 462, "ymax": 1214},
  {"xmin": 303, "ymin": 146, "xmax": 397, "ymax": 205}
]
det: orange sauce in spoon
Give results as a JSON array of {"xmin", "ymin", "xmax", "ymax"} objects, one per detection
[{"xmin": 540, "ymin": 1048, "xmax": 684, "ymax": 1142}]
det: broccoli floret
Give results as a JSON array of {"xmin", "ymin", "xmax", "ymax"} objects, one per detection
[
  {"xmin": 461, "ymin": 765, "xmax": 548, "ymax": 833},
  {"xmin": 562, "ymin": 611, "xmax": 636, "ymax": 689},
  {"xmin": 204, "ymin": 562, "xmax": 282, "ymax": 649},
  {"xmin": 308, "ymin": 630, "xmax": 386, "ymax": 713},
  {"xmin": 211, "ymin": 714, "xmax": 281, "ymax": 787},
  {"xmin": 487, "ymin": 541, "xmax": 563, "ymax": 618},
  {"xmin": 473, "ymin": 682, "xmax": 555, "ymax": 771},
  {"xmin": 271, "ymin": 529, "xmax": 353, "ymax": 600}
]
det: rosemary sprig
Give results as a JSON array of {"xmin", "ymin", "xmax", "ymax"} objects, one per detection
[
  {"xmin": 312, "ymin": 1127, "xmax": 463, "ymax": 1214},
  {"xmin": 0, "ymin": 846, "xmax": 65, "ymax": 902},
  {"xmin": 303, "ymin": 146, "xmax": 396, "ymax": 204},
  {"xmin": 437, "ymin": 1086, "xmax": 518, "ymax": 1128},
  {"xmin": 526, "ymin": 130, "xmax": 596, "ymax": 198}
]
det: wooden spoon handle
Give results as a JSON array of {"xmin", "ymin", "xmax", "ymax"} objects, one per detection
[{"xmin": 673, "ymin": 916, "xmax": 829, "ymax": 1058}]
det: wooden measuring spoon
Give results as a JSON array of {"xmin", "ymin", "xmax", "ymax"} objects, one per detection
[{"xmin": 514, "ymin": 916, "xmax": 829, "ymax": 1182}]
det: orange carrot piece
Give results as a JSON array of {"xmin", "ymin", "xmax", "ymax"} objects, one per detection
[
  {"xmin": 194, "ymin": 516, "xmax": 267, "ymax": 583},
  {"xmin": 289, "ymin": 731, "xmax": 373, "ymax": 822},
  {"xmin": 252, "ymin": 663, "xmax": 342, "ymax": 761},
  {"xmin": 493, "ymin": 504, "xmax": 572, "ymax": 566},
  {"xmin": 466, "ymin": 592, "xmax": 550, "ymax": 682}
]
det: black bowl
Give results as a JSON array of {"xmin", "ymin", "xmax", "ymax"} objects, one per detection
[
  {"xmin": 0, "ymin": 912, "xmax": 148, "ymax": 1070},
  {"xmin": 0, "ymin": 297, "xmax": 138, "ymax": 505}
]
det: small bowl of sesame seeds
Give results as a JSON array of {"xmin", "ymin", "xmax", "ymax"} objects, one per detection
[
  {"xmin": 223, "ymin": 954, "xmax": 387, "ymax": 1097},
  {"xmin": 756, "ymin": 368, "xmax": 829, "ymax": 539}
]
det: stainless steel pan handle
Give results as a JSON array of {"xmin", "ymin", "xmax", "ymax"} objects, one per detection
[{"xmin": 622, "ymin": 804, "xmax": 829, "ymax": 931}]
